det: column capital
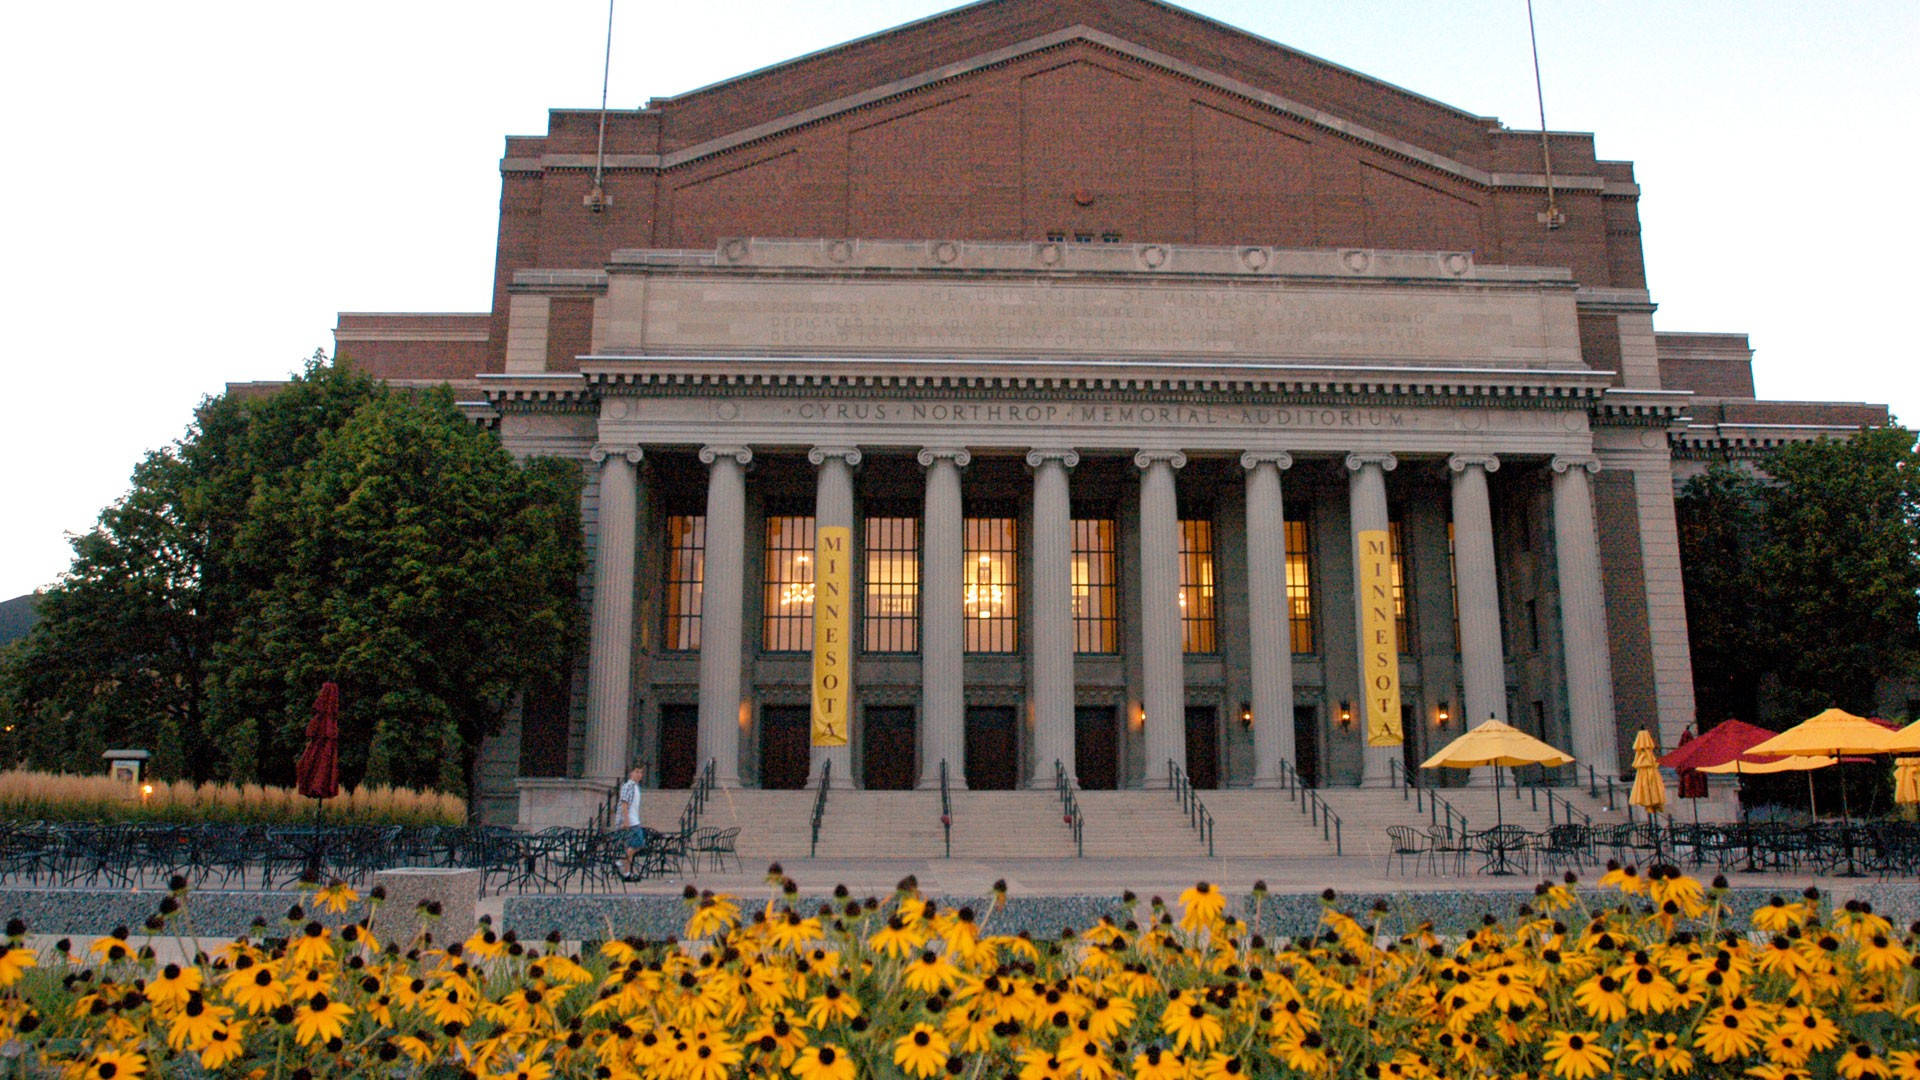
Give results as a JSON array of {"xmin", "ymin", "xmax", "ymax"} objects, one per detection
[
  {"xmin": 1024, "ymin": 447, "xmax": 1081, "ymax": 469},
  {"xmin": 589, "ymin": 444, "xmax": 643, "ymax": 465},
  {"xmin": 1446, "ymin": 453, "xmax": 1500, "ymax": 474},
  {"xmin": 916, "ymin": 446, "xmax": 972, "ymax": 468},
  {"xmin": 1344, "ymin": 451, "xmax": 1398, "ymax": 473},
  {"xmin": 699, "ymin": 444, "xmax": 754, "ymax": 467},
  {"xmin": 807, "ymin": 445, "xmax": 863, "ymax": 468},
  {"xmin": 1239, "ymin": 450, "xmax": 1294, "ymax": 471},
  {"xmin": 1551, "ymin": 454, "xmax": 1602, "ymax": 475},
  {"xmin": 1132, "ymin": 449, "xmax": 1188, "ymax": 471}
]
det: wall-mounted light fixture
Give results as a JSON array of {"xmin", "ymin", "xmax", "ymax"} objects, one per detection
[
  {"xmin": 1239, "ymin": 701, "xmax": 1253, "ymax": 730},
  {"xmin": 1435, "ymin": 701, "xmax": 1452, "ymax": 730},
  {"xmin": 1338, "ymin": 700, "xmax": 1353, "ymax": 729}
]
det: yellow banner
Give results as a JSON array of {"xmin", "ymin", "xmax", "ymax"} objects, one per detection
[
  {"xmin": 1356, "ymin": 529, "xmax": 1403, "ymax": 746},
  {"xmin": 811, "ymin": 526, "xmax": 851, "ymax": 746}
]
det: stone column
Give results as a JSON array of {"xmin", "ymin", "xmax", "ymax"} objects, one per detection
[
  {"xmin": 583, "ymin": 444, "xmax": 642, "ymax": 783},
  {"xmin": 1552, "ymin": 454, "xmax": 1619, "ymax": 777},
  {"xmin": 696, "ymin": 445, "xmax": 752, "ymax": 788},
  {"xmin": 1448, "ymin": 454, "xmax": 1508, "ymax": 730},
  {"xmin": 1134, "ymin": 450, "xmax": 1187, "ymax": 788},
  {"xmin": 809, "ymin": 446, "xmax": 861, "ymax": 789},
  {"xmin": 1346, "ymin": 452, "xmax": 1398, "ymax": 787},
  {"xmin": 918, "ymin": 447, "xmax": 970, "ymax": 790},
  {"xmin": 1241, "ymin": 452, "xmax": 1296, "ymax": 788},
  {"xmin": 1026, "ymin": 448, "xmax": 1079, "ymax": 788}
]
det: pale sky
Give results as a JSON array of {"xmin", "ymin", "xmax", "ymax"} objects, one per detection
[{"xmin": 3, "ymin": 1, "xmax": 1915, "ymax": 600}]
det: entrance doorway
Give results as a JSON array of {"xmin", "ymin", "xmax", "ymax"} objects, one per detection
[
  {"xmin": 1185, "ymin": 706, "xmax": 1219, "ymax": 789},
  {"xmin": 1400, "ymin": 703, "xmax": 1421, "ymax": 781},
  {"xmin": 759, "ymin": 706, "xmax": 811, "ymax": 790},
  {"xmin": 964, "ymin": 706, "xmax": 1018, "ymax": 790},
  {"xmin": 863, "ymin": 707, "xmax": 916, "ymax": 790},
  {"xmin": 1293, "ymin": 704, "xmax": 1320, "ymax": 788},
  {"xmin": 657, "ymin": 704, "xmax": 698, "ymax": 788},
  {"xmin": 1074, "ymin": 706, "xmax": 1119, "ymax": 789}
]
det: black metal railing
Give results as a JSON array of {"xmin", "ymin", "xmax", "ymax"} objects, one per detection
[
  {"xmin": 1054, "ymin": 760, "xmax": 1084, "ymax": 858},
  {"xmin": 1388, "ymin": 758, "xmax": 1468, "ymax": 841},
  {"xmin": 938, "ymin": 760, "xmax": 952, "ymax": 859},
  {"xmin": 1585, "ymin": 764, "xmax": 1621, "ymax": 812},
  {"xmin": 1276, "ymin": 758, "xmax": 1345, "ymax": 855},
  {"xmin": 808, "ymin": 758, "xmax": 832, "ymax": 858},
  {"xmin": 1167, "ymin": 760, "xmax": 1215, "ymax": 857},
  {"xmin": 680, "ymin": 759, "xmax": 716, "ymax": 834},
  {"xmin": 1522, "ymin": 778, "xmax": 1591, "ymax": 829}
]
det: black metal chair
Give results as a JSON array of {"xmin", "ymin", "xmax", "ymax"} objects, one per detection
[{"xmin": 1384, "ymin": 826, "xmax": 1430, "ymax": 876}]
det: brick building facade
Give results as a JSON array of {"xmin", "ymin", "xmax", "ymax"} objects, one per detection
[{"xmin": 334, "ymin": 0, "xmax": 1884, "ymax": 823}]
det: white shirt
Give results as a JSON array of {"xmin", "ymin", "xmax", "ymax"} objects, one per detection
[{"xmin": 619, "ymin": 779, "xmax": 642, "ymax": 828}]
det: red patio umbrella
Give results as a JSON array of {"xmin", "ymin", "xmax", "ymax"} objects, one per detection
[{"xmin": 296, "ymin": 682, "xmax": 341, "ymax": 802}]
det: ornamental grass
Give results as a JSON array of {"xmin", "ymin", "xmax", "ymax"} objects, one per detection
[
  {"xmin": 0, "ymin": 770, "xmax": 464, "ymax": 825},
  {"xmin": 0, "ymin": 865, "xmax": 1916, "ymax": 1078}
]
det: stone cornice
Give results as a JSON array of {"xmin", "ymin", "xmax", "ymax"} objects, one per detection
[
  {"xmin": 1671, "ymin": 422, "xmax": 1869, "ymax": 457},
  {"xmin": 572, "ymin": 356, "xmax": 1613, "ymax": 407}
]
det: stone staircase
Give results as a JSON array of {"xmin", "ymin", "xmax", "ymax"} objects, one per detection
[
  {"xmin": 1075, "ymin": 791, "xmax": 1210, "ymax": 857},
  {"xmin": 671, "ymin": 789, "xmax": 819, "ymax": 863},
  {"xmin": 1201, "ymin": 790, "xmax": 1344, "ymax": 857},
  {"xmin": 814, "ymin": 790, "xmax": 946, "ymax": 858},
  {"xmin": 948, "ymin": 791, "xmax": 1081, "ymax": 859}
]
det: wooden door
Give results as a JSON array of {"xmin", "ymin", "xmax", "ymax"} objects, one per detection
[
  {"xmin": 964, "ymin": 707, "xmax": 1018, "ymax": 790},
  {"xmin": 759, "ymin": 706, "xmax": 811, "ymax": 790},
  {"xmin": 1074, "ymin": 706, "xmax": 1118, "ymax": 790},
  {"xmin": 1185, "ymin": 706, "xmax": 1219, "ymax": 789},
  {"xmin": 657, "ymin": 704, "xmax": 698, "ymax": 788},
  {"xmin": 862, "ymin": 707, "xmax": 916, "ymax": 790}
]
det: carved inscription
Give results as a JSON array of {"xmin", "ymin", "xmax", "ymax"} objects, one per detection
[{"xmin": 786, "ymin": 400, "xmax": 1410, "ymax": 430}]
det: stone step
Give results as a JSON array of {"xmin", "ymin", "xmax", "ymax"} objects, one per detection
[
  {"xmin": 948, "ymin": 791, "xmax": 1078, "ymax": 858},
  {"xmin": 1075, "ymin": 792, "xmax": 1209, "ymax": 857}
]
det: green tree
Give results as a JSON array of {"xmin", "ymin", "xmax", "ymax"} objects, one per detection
[
  {"xmin": 1677, "ymin": 425, "xmax": 1920, "ymax": 724},
  {"xmin": 5, "ymin": 355, "xmax": 582, "ymax": 793},
  {"xmin": 1675, "ymin": 462, "xmax": 1769, "ymax": 727},
  {"xmin": 1754, "ymin": 425, "xmax": 1920, "ymax": 717}
]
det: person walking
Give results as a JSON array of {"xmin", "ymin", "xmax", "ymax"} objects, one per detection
[{"xmin": 618, "ymin": 764, "xmax": 647, "ymax": 880}]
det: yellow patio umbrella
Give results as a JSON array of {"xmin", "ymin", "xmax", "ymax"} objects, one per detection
[
  {"xmin": 1747, "ymin": 707, "xmax": 1920, "ymax": 825},
  {"xmin": 1700, "ymin": 752, "xmax": 1838, "ymax": 820},
  {"xmin": 1895, "ymin": 758, "xmax": 1920, "ymax": 819},
  {"xmin": 1628, "ymin": 729, "xmax": 1667, "ymax": 818},
  {"xmin": 1422, "ymin": 718, "xmax": 1574, "ymax": 831}
]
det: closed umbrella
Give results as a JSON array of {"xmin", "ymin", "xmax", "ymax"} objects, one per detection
[
  {"xmin": 1895, "ymin": 758, "xmax": 1920, "ymax": 819},
  {"xmin": 1422, "ymin": 717, "xmax": 1574, "ymax": 832},
  {"xmin": 1629, "ymin": 729, "xmax": 1666, "ymax": 816},
  {"xmin": 296, "ymin": 682, "xmax": 342, "ymax": 804}
]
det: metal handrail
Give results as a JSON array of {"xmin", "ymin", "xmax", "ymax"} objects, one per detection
[
  {"xmin": 1521, "ymin": 778, "xmax": 1592, "ymax": 829},
  {"xmin": 808, "ymin": 759, "xmax": 832, "ymax": 858},
  {"xmin": 1276, "ymin": 758, "xmax": 1346, "ymax": 856},
  {"xmin": 679, "ymin": 759, "xmax": 716, "ymax": 834},
  {"xmin": 1387, "ymin": 758, "xmax": 1468, "ymax": 838},
  {"xmin": 938, "ymin": 760, "xmax": 952, "ymax": 859},
  {"xmin": 1167, "ymin": 760, "xmax": 1215, "ymax": 857},
  {"xmin": 1054, "ymin": 760, "xmax": 1084, "ymax": 858}
]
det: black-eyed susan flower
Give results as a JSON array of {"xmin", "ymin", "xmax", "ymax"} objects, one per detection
[
  {"xmin": 1131, "ymin": 1045, "xmax": 1186, "ymax": 1080},
  {"xmin": 1177, "ymin": 882, "xmax": 1226, "ymax": 934},
  {"xmin": 1837, "ymin": 1043, "xmax": 1894, "ymax": 1080},
  {"xmin": 79, "ymin": 1050, "xmax": 145, "ymax": 1080},
  {"xmin": 196, "ymin": 1021, "xmax": 247, "ymax": 1070},
  {"xmin": 291, "ymin": 991, "xmax": 353, "ymax": 1046},
  {"xmin": 223, "ymin": 964, "xmax": 288, "ymax": 1015},
  {"xmin": 1541, "ymin": 1031, "xmax": 1611, "ymax": 1079},
  {"xmin": 791, "ymin": 1043, "xmax": 856, "ymax": 1080}
]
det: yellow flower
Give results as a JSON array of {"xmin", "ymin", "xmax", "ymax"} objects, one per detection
[
  {"xmin": 894, "ymin": 1022, "xmax": 951, "ymax": 1078},
  {"xmin": 1542, "ymin": 1032, "xmax": 1612, "ymax": 1080},
  {"xmin": 903, "ymin": 950, "xmax": 961, "ymax": 994},
  {"xmin": 144, "ymin": 962, "xmax": 203, "ymax": 1012},
  {"xmin": 287, "ymin": 922, "xmax": 333, "ymax": 969},
  {"xmin": 163, "ymin": 995, "xmax": 230, "ymax": 1051},
  {"xmin": 1572, "ymin": 974, "xmax": 1627, "ymax": 1023},
  {"xmin": 1131, "ymin": 1045, "xmax": 1187, "ymax": 1080},
  {"xmin": 1625, "ymin": 1030, "xmax": 1694, "ymax": 1074},
  {"xmin": 314, "ymin": 881, "xmax": 359, "ymax": 914},
  {"xmin": 1059, "ymin": 1036, "xmax": 1122, "ymax": 1080},
  {"xmin": 1778, "ymin": 1004, "xmax": 1841, "ymax": 1053},
  {"xmin": 0, "ymin": 947, "xmax": 36, "ymax": 988},
  {"xmin": 804, "ymin": 983, "xmax": 861, "ymax": 1027},
  {"xmin": 685, "ymin": 893, "xmax": 742, "ymax": 939},
  {"xmin": 292, "ymin": 992, "xmax": 353, "ymax": 1046},
  {"xmin": 1858, "ymin": 931, "xmax": 1912, "ymax": 974},
  {"xmin": 87, "ymin": 935, "xmax": 133, "ymax": 964},
  {"xmin": 196, "ymin": 1021, "xmax": 247, "ymax": 1070},
  {"xmin": 1696, "ymin": 1004, "xmax": 1763, "ymax": 1062},
  {"xmin": 1837, "ymin": 1044, "xmax": 1893, "ymax": 1080},
  {"xmin": 223, "ymin": 963, "xmax": 288, "ymax": 1015},
  {"xmin": 1194, "ymin": 1051, "xmax": 1250, "ymax": 1079},
  {"xmin": 791, "ymin": 1043, "xmax": 857, "ymax": 1080},
  {"xmin": 1178, "ymin": 883, "xmax": 1227, "ymax": 933},
  {"xmin": 1887, "ymin": 1050, "xmax": 1920, "ymax": 1080},
  {"xmin": 80, "ymin": 1050, "xmax": 145, "ymax": 1080},
  {"xmin": 1086, "ymin": 994, "xmax": 1138, "ymax": 1041},
  {"xmin": 871, "ymin": 915, "xmax": 929, "ymax": 958},
  {"xmin": 1160, "ymin": 994, "xmax": 1223, "ymax": 1054}
]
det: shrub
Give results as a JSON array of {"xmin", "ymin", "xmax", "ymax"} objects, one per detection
[{"xmin": 0, "ymin": 769, "xmax": 463, "ymax": 825}]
